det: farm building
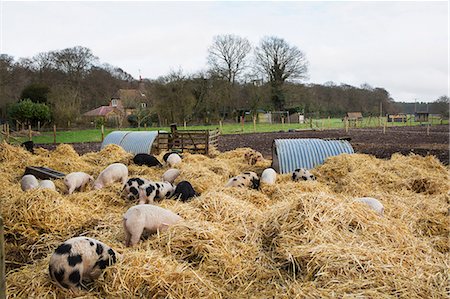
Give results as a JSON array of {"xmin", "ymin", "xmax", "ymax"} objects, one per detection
[
  {"xmin": 346, "ymin": 112, "xmax": 363, "ymax": 121},
  {"xmin": 83, "ymin": 81, "xmax": 149, "ymax": 126},
  {"xmin": 387, "ymin": 113, "xmax": 407, "ymax": 122},
  {"xmin": 415, "ymin": 112, "xmax": 429, "ymax": 122},
  {"xmin": 82, "ymin": 105, "xmax": 124, "ymax": 126}
]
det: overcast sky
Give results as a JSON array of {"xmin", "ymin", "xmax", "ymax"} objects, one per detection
[{"xmin": 1, "ymin": 1, "xmax": 448, "ymax": 102}]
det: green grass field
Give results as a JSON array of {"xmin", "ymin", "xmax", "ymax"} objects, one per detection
[{"xmin": 4, "ymin": 116, "xmax": 448, "ymax": 144}]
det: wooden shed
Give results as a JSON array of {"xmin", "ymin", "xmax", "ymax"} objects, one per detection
[{"xmin": 414, "ymin": 112, "xmax": 429, "ymax": 122}]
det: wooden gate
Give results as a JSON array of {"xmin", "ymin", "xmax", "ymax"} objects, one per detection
[{"xmin": 153, "ymin": 125, "xmax": 219, "ymax": 155}]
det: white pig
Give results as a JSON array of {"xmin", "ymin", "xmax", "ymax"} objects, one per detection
[
  {"xmin": 38, "ymin": 179, "xmax": 56, "ymax": 191},
  {"xmin": 64, "ymin": 172, "xmax": 94, "ymax": 194},
  {"xmin": 260, "ymin": 168, "xmax": 277, "ymax": 185},
  {"xmin": 162, "ymin": 168, "xmax": 180, "ymax": 183},
  {"xmin": 93, "ymin": 163, "xmax": 128, "ymax": 190},
  {"xmin": 21, "ymin": 174, "xmax": 39, "ymax": 191},
  {"xmin": 355, "ymin": 197, "xmax": 384, "ymax": 216},
  {"xmin": 166, "ymin": 153, "xmax": 182, "ymax": 167},
  {"xmin": 123, "ymin": 204, "xmax": 183, "ymax": 247}
]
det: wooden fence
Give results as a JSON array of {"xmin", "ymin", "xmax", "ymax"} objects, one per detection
[{"xmin": 154, "ymin": 126, "xmax": 219, "ymax": 155}]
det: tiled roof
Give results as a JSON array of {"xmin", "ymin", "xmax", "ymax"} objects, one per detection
[{"xmin": 83, "ymin": 106, "xmax": 121, "ymax": 116}]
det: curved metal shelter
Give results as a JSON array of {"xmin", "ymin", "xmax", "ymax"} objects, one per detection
[
  {"xmin": 101, "ymin": 131, "xmax": 159, "ymax": 154},
  {"xmin": 272, "ymin": 138, "xmax": 354, "ymax": 174}
]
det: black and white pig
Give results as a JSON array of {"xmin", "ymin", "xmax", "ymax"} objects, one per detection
[
  {"xmin": 292, "ymin": 168, "xmax": 316, "ymax": 181},
  {"xmin": 122, "ymin": 177, "xmax": 152, "ymax": 201},
  {"xmin": 133, "ymin": 153, "xmax": 162, "ymax": 167},
  {"xmin": 138, "ymin": 181, "xmax": 175, "ymax": 204},
  {"xmin": 171, "ymin": 180, "xmax": 197, "ymax": 202},
  {"xmin": 165, "ymin": 153, "xmax": 182, "ymax": 167},
  {"xmin": 48, "ymin": 237, "xmax": 117, "ymax": 291},
  {"xmin": 225, "ymin": 171, "xmax": 260, "ymax": 189},
  {"xmin": 162, "ymin": 152, "xmax": 183, "ymax": 163},
  {"xmin": 123, "ymin": 204, "xmax": 182, "ymax": 247}
]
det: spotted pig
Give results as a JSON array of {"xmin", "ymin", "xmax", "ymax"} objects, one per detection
[{"xmin": 48, "ymin": 237, "xmax": 117, "ymax": 291}]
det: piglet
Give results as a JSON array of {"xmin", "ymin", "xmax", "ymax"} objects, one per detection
[
  {"xmin": 225, "ymin": 171, "xmax": 260, "ymax": 189},
  {"xmin": 292, "ymin": 168, "xmax": 316, "ymax": 181},
  {"xmin": 49, "ymin": 237, "xmax": 117, "ymax": 291},
  {"xmin": 133, "ymin": 153, "xmax": 162, "ymax": 167},
  {"xmin": 38, "ymin": 179, "xmax": 56, "ymax": 191},
  {"xmin": 122, "ymin": 177, "xmax": 151, "ymax": 201},
  {"xmin": 166, "ymin": 153, "xmax": 182, "ymax": 167},
  {"xmin": 64, "ymin": 172, "xmax": 94, "ymax": 194},
  {"xmin": 171, "ymin": 181, "xmax": 197, "ymax": 202},
  {"xmin": 162, "ymin": 168, "xmax": 180, "ymax": 184},
  {"xmin": 260, "ymin": 168, "xmax": 277, "ymax": 185},
  {"xmin": 21, "ymin": 174, "xmax": 39, "ymax": 191},
  {"xmin": 355, "ymin": 197, "xmax": 384, "ymax": 216},
  {"xmin": 123, "ymin": 204, "xmax": 182, "ymax": 247},
  {"xmin": 93, "ymin": 163, "xmax": 128, "ymax": 190}
]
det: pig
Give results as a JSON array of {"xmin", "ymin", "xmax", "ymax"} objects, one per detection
[
  {"xmin": 162, "ymin": 152, "xmax": 183, "ymax": 163},
  {"xmin": 260, "ymin": 168, "xmax": 277, "ymax": 185},
  {"xmin": 64, "ymin": 172, "xmax": 94, "ymax": 194},
  {"xmin": 292, "ymin": 168, "xmax": 316, "ymax": 181},
  {"xmin": 138, "ymin": 182, "xmax": 175, "ymax": 204},
  {"xmin": 122, "ymin": 177, "xmax": 151, "ymax": 201},
  {"xmin": 48, "ymin": 236, "xmax": 117, "ymax": 291},
  {"xmin": 161, "ymin": 168, "xmax": 180, "ymax": 183},
  {"xmin": 38, "ymin": 179, "xmax": 56, "ymax": 191},
  {"xmin": 166, "ymin": 153, "xmax": 182, "ymax": 167},
  {"xmin": 133, "ymin": 153, "xmax": 162, "ymax": 167},
  {"xmin": 244, "ymin": 150, "xmax": 263, "ymax": 165},
  {"xmin": 21, "ymin": 174, "xmax": 39, "ymax": 191},
  {"xmin": 21, "ymin": 140, "xmax": 34, "ymax": 154},
  {"xmin": 123, "ymin": 204, "xmax": 183, "ymax": 247},
  {"xmin": 225, "ymin": 171, "xmax": 260, "ymax": 189},
  {"xmin": 171, "ymin": 180, "xmax": 197, "ymax": 202},
  {"xmin": 93, "ymin": 163, "xmax": 128, "ymax": 190},
  {"xmin": 355, "ymin": 197, "xmax": 384, "ymax": 216}
]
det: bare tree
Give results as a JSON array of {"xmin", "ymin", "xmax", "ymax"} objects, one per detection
[
  {"xmin": 254, "ymin": 36, "xmax": 308, "ymax": 110},
  {"xmin": 207, "ymin": 34, "xmax": 251, "ymax": 85}
]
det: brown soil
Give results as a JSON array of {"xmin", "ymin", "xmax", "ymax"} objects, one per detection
[{"xmin": 36, "ymin": 125, "xmax": 449, "ymax": 165}]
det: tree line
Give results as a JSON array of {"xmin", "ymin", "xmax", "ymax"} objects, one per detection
[{"xmin": 1, "ymin": 36, "xmax": 448, "ymax": 128}]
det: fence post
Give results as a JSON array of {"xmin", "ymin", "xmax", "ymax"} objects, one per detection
[
  {"xmin": 345, "ymin": 118, "xmax": 349, "ymax": 133},
  {"xmin": 0, "ymin": 216, "xmax": 5, "ymax": 299},
  {"xmin": 219, "ymin": 120, "xmax": 223, "ymax": 134},
  {"xmin": 6, "ymin": 124, "xmax": 9, "ymax": 143},
  {"xmin": 253, "ymin": 115, "xmax": 256, "ymax": 133},
  {"xmin": 383, "ymin": 120, "xmax": 386, "ymax": 134},
  {"xmin": 241, "ymin": 116, "xmax": 244, "ymax": 132},
  {"xmin": 184, "ymin": 119, "xmax": 187, "ymax": 129},
  {"xmin": 101, "ymin": 125, "xmax": 105, "ymax": 142},
  {"xmin": 28, "ymin": 125, "xmax": 32, "ymax": 141},
  {"xmin": 53, "ymin": 125, "xmax": 56, "ymax": 145},
  {"xmin": 37, "ymin": 121, "xmax": 40, "ymax": 131},
  {"xmin": 426, "ymin": 124, "xmax": 430, "ymax": 136}
]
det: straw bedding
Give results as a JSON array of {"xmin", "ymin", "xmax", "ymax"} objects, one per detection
[{"xmin": 1, "ymin": 141, "xmax": 448, "ymax": 298}]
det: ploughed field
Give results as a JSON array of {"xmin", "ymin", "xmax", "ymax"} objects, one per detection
[
  {"xmin": 1, "ymin": 137, "xmax": 448, "ymax": 298},
  {"xmin": 38, "ymin": 125, "xmax": 449, "ymax": 165}
]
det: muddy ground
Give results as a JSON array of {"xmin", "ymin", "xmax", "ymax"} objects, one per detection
[{"xmin": 36, "ymin": 125, "xmax": 449, "ymax": 165}]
